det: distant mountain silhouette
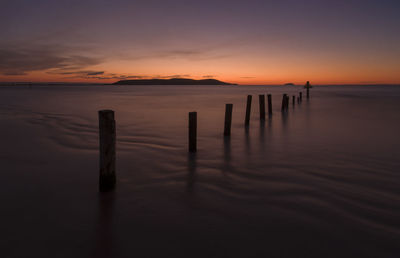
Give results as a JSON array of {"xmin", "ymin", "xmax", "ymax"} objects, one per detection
[{"xmin": 113, "ymin": 78, "xmax": 237, "ymax": 85}]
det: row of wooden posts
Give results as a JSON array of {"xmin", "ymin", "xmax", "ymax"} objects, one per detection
[
  {"xmin": 189, "ymin": 89, "xmax": 308, "ymax": 153},
  {"xmin": 98, "ymin": 82, "xmax": 311, "ymax": 192}
]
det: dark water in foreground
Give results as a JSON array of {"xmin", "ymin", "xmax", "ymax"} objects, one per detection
[{"xmin": 0, "ymin": 85, "xmax": 399, "ymax": 258}]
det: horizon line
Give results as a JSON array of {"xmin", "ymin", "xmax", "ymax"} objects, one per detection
[{"xmin": 1, "ymin": 81, "xmax": 400, "ymax": 86}]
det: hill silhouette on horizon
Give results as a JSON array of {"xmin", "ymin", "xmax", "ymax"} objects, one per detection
[{"xmin": 113, "ymin": 78, "xmax": 237, "ymax": 85}]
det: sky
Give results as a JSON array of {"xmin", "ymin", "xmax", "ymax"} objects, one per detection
[{"xmin": 0, "ymin": 0, "xmax": 399, "ymax": 85}]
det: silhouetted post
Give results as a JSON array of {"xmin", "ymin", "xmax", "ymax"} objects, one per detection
[
  {"xmin": 259, "ymin": 95, "xmax": 265, "ymax": 120},
  {"xmin": 189, "ymin": 112, "xmax": 197, "ymax": 152},
  {"xmin": 245, "ymin": 95, "xmax": 252, "ymax": 126},
  {"xmin": 292, "ymin": 96, "xmax": 295, "ymax": 106},
  {"xmin": 286, "ymin": 95, "xmax": 290, "ymax": 109},
  {"xmin": 224, "ymin": 104, "xmax": 233, "ymax": 136},
  {"xmin": 283, "ymin": 94, "xmax": 289, "ymax": 111},
  {"xmin": 281, "ymin": 94, "xmax": 287, "ymax": 112},
  {"xmin": 99, "ymin": 110, "xmax": 116, "ymax": 192},
  {"xmin": 300, "ymin": 92, "xmax": 303, "ymax": 102},
  {"xmin": 306, "ymin": 81, "xmax": 310, "ymax": 99},
  {"xmin": 267, "ymin": 94, "xmax": 272, "ymax": 117}
]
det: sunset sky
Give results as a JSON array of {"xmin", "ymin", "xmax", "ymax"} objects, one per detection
[{"xmin": 1, "ymin": 0, "xmax": 399, "ymax": 85}]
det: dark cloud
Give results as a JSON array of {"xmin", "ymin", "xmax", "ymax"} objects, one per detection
[
  {"xmin": 0, "ymin": 43, "xmax": 222, "ymax": 81},
  {"xmin": 59, "ymin": 72, "xmax": 199, "ymax": 81},
  {"xmin": 241, "ymin": 76, "xmax": 256, "ymax": 79},
  {"xmin": 2, "ymin": 71, "xmax": 28, "ymax": 76},
  {"xmin": 154, "ymin": 74, "xmax": 191, "ymax": 79},
  {"xmin": 49, "ymin": 70, "xmax": 104, "ymax": 76},
  {"xmin": 54, "ymin": 71, "xmax": 148, "ymax": 80},
  {"xmin": 0, "ymin": 45, "xmax": 102, "ymax": 76},
  {"xmin": 125, "ymin": 75, "xmax": 146, "ymax": 79},
  {"xmin": 87, "ymin": 71, "xmax": 104, "ymax": 76},
  {"xmin": 202, "ymin": 75, "xmax": 215, "ymax": 79}
]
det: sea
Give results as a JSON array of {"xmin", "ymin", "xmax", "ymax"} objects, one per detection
[{"xmin": 0, "ymin": 84, "xmax": 399, "ymax": 258}]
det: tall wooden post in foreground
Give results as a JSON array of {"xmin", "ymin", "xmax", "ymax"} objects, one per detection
[
  {"xmin": 99, "ymin": 110, "xmax": 116, "ymax": 192},
  {"xmin": 259, "ymin": 95, "xmax": 265, "ymax": 121},
  {"xmin": 189, "ymin": 112, "xmax": 197, "ymax": 152},
  {"xmin": 245, "ymin": 95, "xmax": 252, "ymax": 126},
  {"xmin": 306, "ymin": 81, "xmax": 310, "ymax": 99},
  {"xmin": 224, "ymin": 104, "xmax": 233, "ymax": 136},
  {"xmin": 267, "ymin": 94, "xmax": 272, "ymax": 117}
]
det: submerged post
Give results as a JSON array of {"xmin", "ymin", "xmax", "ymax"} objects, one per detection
[
  {"xmin": 224, "ymin": 104, "xmax": 233, "ymax": 136},
  {"xmin": 189, "ymin": 112, "xmax": 197, "ymax": 152},
  {"xmin": 292, "ymin": 96, "xmax": 295, "ymax": 106},
  {"xmin": 245, "ymin": 95, "xmax": 252, "ymax": 126},
  {"xmin": 267, "ymin": 94, "xmax": 272, "ymax": 117},
  {"xmin": 306, "ymin": 81, "xmax": 310, "ymax": 99},
  {"xmin": 259, "ymin": 95, "xmax": 265, "ymax": 120},
  {"xmin": 98, "ymin": 110, "xmax": 116, "ymax": 192}
]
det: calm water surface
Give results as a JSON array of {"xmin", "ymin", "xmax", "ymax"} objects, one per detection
[{"xmin": 0, "ymin": 85, "xmax": 399, "ymax": 257}]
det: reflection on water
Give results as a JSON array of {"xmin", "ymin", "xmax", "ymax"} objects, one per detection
[
  {"xmin": 281, "ymin": 111, "xmax": 288, "ymax": 127},
  {"xmin": 1, "ymin": 85, "xmax": 400, "ymax": 257},
  {"xmin": 186, "ymin": 153, "xmax": 197, "ymax": 193},
  {"xmin": 94, "ymin": 193, "xmax": 115, "ymax": 258},
  {"xmin": 244, "ymin": 126, "xmax": 251, "ymax": 157},
  {"xmin": 259, "ymin": 119, "xmax": 265, "ymax": 154},
  {"xmin": 223, "ymin": 136, "xmax": 231, "ymax": 174}
]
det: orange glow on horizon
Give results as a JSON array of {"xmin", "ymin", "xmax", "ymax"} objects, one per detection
[
  {"xmin": 0, "ymin": 57, "xmax": 399, "ymax": 85},
  {"xmin": 1, "ymin": 73, "xmax": 399, "ymax": 85}
]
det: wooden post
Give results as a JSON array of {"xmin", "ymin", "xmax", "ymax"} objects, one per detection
[
  {"xmin": 286, "ymin": 95, "xmax": 290, "ymax": 109},
  {"xmin": 224, "ymin": 104, "xmax": 233, "ymax": 136},
  {"xmin": 281, "ymin": 94, "xmax": 287, "ymax": 112},
  {"xmin": 306, "ymin": 81, "xmax": 310, "ymax": 99},
  {"xmin": 267, "ymin": 94, "xmax": 272, "ymax": 117},
  {"xmin": 245, "ymin": 95, "xmax": 252, "ymax": 126},
  {"xmin": 99, "ymin": 110, "xmax": 116, "ymax": 192},
  {"xmin": 259, "ymin": 95, "xmax": 265, "ymax": 120},
  {"xmin": 189, "ymin": 112, "xmax": 197, "ymax": 152},
  {"xmin": 300, "ymin": 92, "xmax": 303, "ymax": 101},
  {"xmin": 292, "ymin": 96, "xmax": 295, "ymax": 106}
]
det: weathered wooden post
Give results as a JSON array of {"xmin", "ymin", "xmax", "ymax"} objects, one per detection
[
  {"xmin": 306, "ymin": 81, "xmax": 310, "ymax": 99},
  {"xmin": 224, "ymin": 104, "xmax": 233, "ymax": 136},
  {"xmin": 267, "ymin": 94, "xmax": 272, "ymax": 117},
  {"xmin": 281, "ymin": 94, "xmax": 286, "ymax": 112},
  {"xmin": 281, "ymin": 93, "xmax": 288, "ymax": 112},
  {"xmin": 286, "ymin": 95, "xmax": 290, "ymax": 109},
  {"xmin": 189, "ymin": 112, "xmax": 197, "ymax": 152},
  {"xmin": 259, "ymin": 95, "xmax": 265, "ymax": 120},
  {"xmin": 292, "ymin": 96, "xmax": 295, "ymax": 106},
  {"xmin": 99, "ymin": 110, "xmax": 116, "ymax": 192},
  {"xmin": 300, "ymin": 92, "xmax": 303, "ymax": 102},
  {"xmin": 245, "ymin": 95, "xmax": 252, "ymax": 126}
]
